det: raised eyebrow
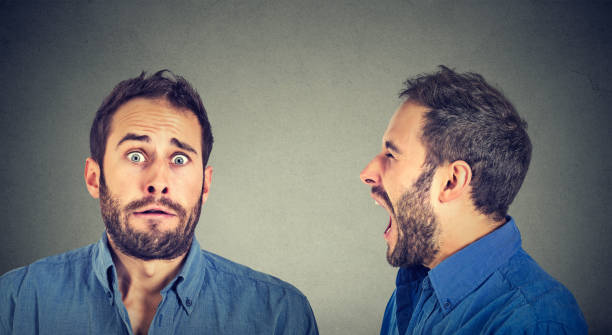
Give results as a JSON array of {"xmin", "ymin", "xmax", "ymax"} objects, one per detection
[
  {"xmin": 385, "ymin": 140, "xmax": 402, "ymax": 155},
  {"xmin": 117, "ymin": 133, "xmax": 150, "ymax": 148},
  {"xmin": 171, "ymin": 138, "xmax": 198, "ymax": 155}
]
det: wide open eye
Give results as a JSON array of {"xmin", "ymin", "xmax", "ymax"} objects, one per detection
[
  {"xmin": 127, "ymin": 151, "xmax": 146, "ymax": 163},
  {"xmin": 172, "ymin": 154, "xmax": 189, "ymax": 165}
]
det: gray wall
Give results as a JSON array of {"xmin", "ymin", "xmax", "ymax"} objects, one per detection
[{"xmin": 1, "ymin": 1, "xmax": 610, "ymax": 333}]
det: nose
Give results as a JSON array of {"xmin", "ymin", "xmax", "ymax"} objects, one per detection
[
  {"xmin": 146, "ymin": 159, "xmax": 170, "ymax": 195},
  {"xmin": 360, "ymin": 155, "xmax": 382, "ymax": 186}
]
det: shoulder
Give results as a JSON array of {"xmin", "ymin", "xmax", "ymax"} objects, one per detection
[
  {"xmin": 0, "ymin": 244, "xmax": 97, "ymax": 332},
  {"xmin": 500, "ymin": 249, "xmax": 578, "ymax": 307},
  {"xmin": 493, "ymin": 249, "xmax": 587, "ymax": 333},
  {"xmin": 1, "ymin": 243, "xmax": 96, "ymax": 296},
  {"xmin": 199, "ymin": 249, "xmax": 308, "ymax": 299},
  {"xmin": 193, "ymin": 249, "xmax": 318, "ymax": 333}
]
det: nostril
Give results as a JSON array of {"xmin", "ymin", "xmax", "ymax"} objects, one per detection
[
  {"xmin": 147, "ymin": 186, "xmax": 155, "ymax": 193},
  {"xmin": 365, "ymin": 178, "xmax": 375, "ymax": 184},
  {"xmin": 161, "ymin": 187, "xmax": 168, "ymax": 194}
]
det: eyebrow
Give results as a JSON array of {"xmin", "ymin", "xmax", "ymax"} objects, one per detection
[
  {"xmin": 117, "ymin": 133, "xmax": 150, "ymax": 147},
  {"xmin": 171, "ymin": 138, "xmax": 198, "ymax": 154},
  {"xmin": 116, "ymin": 133, "xmax": 198, "ymax": 154},
  {"xmin": 385, "ymin": 140, "xmax": 402, "ymax": 155}
]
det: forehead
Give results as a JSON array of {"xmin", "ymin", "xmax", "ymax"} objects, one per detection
[
  {"xmin": 383, "ymin": 101, "xmax": 429, "ymax": 148},
  {"xmin": 108, "ymin": 97, "xmax": 201, "ymax": 148}
]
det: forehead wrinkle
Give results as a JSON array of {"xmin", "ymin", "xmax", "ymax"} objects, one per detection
[
  {"xmin": 113, "ymin": 97, "xmax": 196, "ymax": 126},
  {"xmin": 124, "ymin": 121, "xmax": 184, "ymax": 135},
  {"xmin": 115, "ymin": 111, "xmax": 190, "ymax": 132},
  {"xmin": 109, "ymin": 98, "xmax": 202, "ymax": 155},
  {"xmin": 114, "ymin": 122, "xmax": 199, "ymax": 153}
]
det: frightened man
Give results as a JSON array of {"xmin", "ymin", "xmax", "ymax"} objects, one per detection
[
  {"xmin": 0, "ymin": 71, "xmax": 318, "ymax": 334},
  {"xmin": 360, "ymin": 66, "xmax": 587, "ymax": 334}
]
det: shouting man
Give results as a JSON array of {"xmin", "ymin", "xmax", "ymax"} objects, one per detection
[
  {"xmin": 360, "ymin": 66, "xmax": 586, "ymax": 334},
  {"xmin": 0, "ymin": 71, "xmax": 318, "ymax": 334}
]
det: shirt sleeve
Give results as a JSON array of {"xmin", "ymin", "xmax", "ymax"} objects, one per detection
[
  {"xmin": 0, "ymin": 267, "xmax": 28, "ymax": 334},
  {"xmin": 274, "ymin": 290, "xmax": 319, "ymax": 335}
]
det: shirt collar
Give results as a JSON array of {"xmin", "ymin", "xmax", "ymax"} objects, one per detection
[
  {"xmin": 92, "ymin": 232, "xmax": 118, "ymax": 305},
  {"xmin": 427, "ymin": 217, "xmax": 522, "ymax": 313},
  {"xmin": 92, "ymin": 232, "xmax": 207, "ymax": 314},
  {"xmin": 167, "ymin": 237, "xmax": 206, "ymax": 315},
  {"xmin": 396, "ymin": 263, "xmax": 429, "ymax": 286}
]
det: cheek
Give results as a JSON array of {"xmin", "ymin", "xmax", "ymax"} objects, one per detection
[
  {"xmin": 103, "ymin": 165, "xmax": 132, "ymax": 191},
  {"xmin": 119, "ymin": 169, "xmax": 149, "ymax": 194},
  {"xmin": 173, "ymin": 169, "xmax": 204, "ymax": 199},
  {"xmin": 384, "ymin": 182, "xmax": 404, "ymax": 209},
  {"xmin": 384, "ymin": 170, "xmax": 417, "ymax": 204},
  {"xmin": 383, "ymin": 170, "xmax": 404, "ymax": 195}
]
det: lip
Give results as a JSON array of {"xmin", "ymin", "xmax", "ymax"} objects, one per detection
[
  {"xmin": 370, "ymin": 192, "xmax": 394, "ymax": 240},
  {"xmin": 132, "ymin": 206, "xmax": 176, "ymax": 217},
  {"xmin": 370, "ymin": 192, "xmax": 391, "ymax": 214},
  {"xmin": 384, "ymin": 216, "xmax": 393, "ymax": 240}
]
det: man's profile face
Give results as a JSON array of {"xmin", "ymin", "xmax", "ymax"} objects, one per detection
[
  {"xmin": 97, "ymin": 97, "xmax": 209, "ymax": 260},
  {"xmin": 360, "ymin": 101, "xmax": 440, "ymax": 267}
]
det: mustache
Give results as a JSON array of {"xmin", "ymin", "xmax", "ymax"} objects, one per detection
[
  {"xmin": 124, "ymin": 196, "xmax": 187, "ymax": 218},
  {"xmin": 371, "ymin": 186, "xmax": 394, "ymax": 215}
]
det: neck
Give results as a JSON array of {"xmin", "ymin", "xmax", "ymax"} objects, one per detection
[
  {"xmin": 425, "ymin": 209, "xmax": 505, "ymax": 269},
  {"xmin": 107, "ymin": 234, "xmax": 188, "ymax": 297}
]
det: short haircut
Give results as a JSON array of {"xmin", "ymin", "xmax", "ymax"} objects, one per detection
[
  {"xmin": 89, "ymin": 70, "xmax": 214, "ymax": 169},
  {"xmin": 400, "ymin": 66, "xmax": 532, "ymax": 221}
]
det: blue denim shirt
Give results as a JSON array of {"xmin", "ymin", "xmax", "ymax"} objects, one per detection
[
  {"xmin": 380, "ymin": 217, "xmax": 587, "ymax": 334},
  {"xmin": 0, "ymin": 233, "xmax": 318, "ymax": 334}
]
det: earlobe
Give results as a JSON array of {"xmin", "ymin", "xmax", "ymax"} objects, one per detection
[
  {"xmin": 201, "ymin": 166, "xmax": 213, "ymax": 204},
  {"xmin": 84, "ymin": 158, "xmax": 101, "ymax": 199},
  {"xmin": 439, "ymin": 160, "xmax": 472, "ymax": 203}
]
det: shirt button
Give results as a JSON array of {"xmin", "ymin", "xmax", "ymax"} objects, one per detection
[
  {"xmin": 185, "ymin": 298, "xmax": 192, "ymax": 307},
  {"xmin": 106, "ymin": 292, "xmax": 112, "ymax": 299},
  {"xmin": 443, "ymin": 301, "xmax": 451, "ymax": 309}
]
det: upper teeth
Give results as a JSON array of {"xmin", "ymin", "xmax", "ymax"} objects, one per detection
[{"xmin": 375, "ymin": 200, "xmax": 380, "ymax": 206}]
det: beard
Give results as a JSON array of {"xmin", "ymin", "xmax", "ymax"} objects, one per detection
[
  {"xmin": 99, "ymin": 171, "xmax": 203, "ymax": 260},
  {"xmin": 375, "ymin": 165, "xmax": 440, "ymax": 268}
]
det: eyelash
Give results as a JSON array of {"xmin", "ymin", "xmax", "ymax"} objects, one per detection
[
  {"xmin": 125, "ymin": 151, "xmax": 190, "ymax": 165},
  {"xmin": 171, "ymin": 153, "xmax": 190, "ymax": 165},
  {"xmin": 127, "ymin": 151, "xmax": 146, "ymax": 163}
]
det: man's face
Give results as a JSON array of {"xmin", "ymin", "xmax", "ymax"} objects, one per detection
[
  {"xmin": 95, "ymin": 97, "xmax": 210, "ymax": 260},
  {"xmin": 360, "ymin": 101, "xmax": 440, "ymax": 267}
]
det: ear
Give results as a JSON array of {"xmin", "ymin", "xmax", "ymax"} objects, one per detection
[
  {"xmin": 201, "ymin": 165, "xmax": 213, "ymax": 204},
  {"xmin": 438, "ymin": 160, "xmax": 472, "ymax": 203},
  {"xmin": 84, "ymin": 157, "xmax": 101, "ymax": 199}
]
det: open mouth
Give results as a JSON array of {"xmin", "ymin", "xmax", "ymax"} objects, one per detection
[
  {"xmin": 384, "ymin": 216, "xmax": 392, "ymax": 236},
  {"xmin": 373, "ymin": 196, "xmax": 394, "ymax": 239}
]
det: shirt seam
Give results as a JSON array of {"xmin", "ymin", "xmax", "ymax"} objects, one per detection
[
  {"xmin": 499, "ymin": 271, "xmax": 565, "ymax": 326},
  {"xmin": 201, "ymin": 252, "xmax": 307, "ymax": 299},
  {"xmin": 516, "ymin": 284, "xmax": 575, "ymax": 325},
  {"xmin": 28, "ymin": 244, "xmax": 97, "ymax": 271}
]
